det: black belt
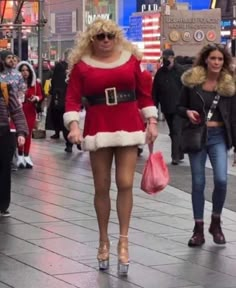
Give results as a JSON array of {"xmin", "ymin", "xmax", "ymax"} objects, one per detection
[{"xmin": 84, "ymin": 89, "xmax": 136, "ymax": 106}]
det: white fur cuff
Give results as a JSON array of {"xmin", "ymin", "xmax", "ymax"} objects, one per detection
[
  {"xmin": 141, "ymin": 106, "xmax": 158, "ymax": 119},
  {"xmin": 63, "ymin": 111, "xmax": 80, "ymax": 129}
]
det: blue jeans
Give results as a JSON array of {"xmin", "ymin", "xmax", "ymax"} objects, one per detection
[{"xmin": 188, "ymin": 127, "xmax": 228, "ymax": 220}]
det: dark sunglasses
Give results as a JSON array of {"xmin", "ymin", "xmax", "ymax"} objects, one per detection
[
  {"xmin": 207, "ymin": 43, "xmax": 226, "ymax": 50},
  {"xmin": 95, "ymin": 33, "xmax": 116, "ymax": 41}
]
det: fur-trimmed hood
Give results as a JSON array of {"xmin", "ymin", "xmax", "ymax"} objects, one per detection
[
  {"xmin": 16, "ymin": 61, "xmax": 36, "ymax": 87},
  {"xmin": 181, "ymin": 66, "xmax": 236, "ymax": 97}
]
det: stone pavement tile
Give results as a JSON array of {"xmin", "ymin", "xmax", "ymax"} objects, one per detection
[
  {"xmin": 16, "ymin": 170, "xmax": 93, "ymax": 192},
  {"xmin": 12, "ymin": 190, "xmax": 92, "ymax": 208},
  {"xmin": 33, "ymin": 221, "xmax": 99, "ymax": 242},
  {"xmin": 11, "ymin": 193, "xmax": 46, "ymax": 206},
  {"xmin": 9, "ymin": 204, "xmax": 60, "ymax": 223},
  {"xmin": 32, "ymin": 165, "xmax": 94, "ymax": 184},
  {"xmin": 0, "ymin": 283, "xmax": 12, "ymax": 288},
  {"xmin": 152, "ymin": 262, "xmax": 236, "ymax": 288},
  {"xmin": 128, "ymin": 245, "xmax": 184, "ymax": 266},
  {"xmin": 0, "ymin": 223, "xmax": 59, "ymax": 240},
  {"xmin": 29, "ymin": 237, "xmax": 97, "ymax": 261},
  {"xmin": 131, "ymin": 211, "xmax": 166, "ymax": 217},
  {"xmin": 107, "ymin": 263, "xmax": 195, "ymax": 288},
  {"xmin": 125, "ymin": 232, "xmax": 200, "ymax": 257},
  {"xmin": 20, "ymin": 203, "xmax": 92, "ymax": 220},
  {"xmin": 55, "ymin": 271, "xmax": 140, "ymax": 288},
  {"xmin": 0, "ymin": 234, "xmax": 44, "ymax": 256},
  {"xmin": 223, "ymin": 224, "xmax": 236, "ymax": 232},
  {"xmin": 71, "ymin": 219, "xmax": 138, "ymax": 235},
  {"xmin": 127, "ymin": 218, "xmax": 187, "ymax": 236},
  {"xmin": 0, "ymin": 217, "xmax": 23, "ymax": 225},
  {"xmin": 11, "ymin": 250, "xmax": 93, "ymax": 275},
  {"xmin": 176, "ymin": 251, "xmax": 236, "ymax": 277},
  {"xmin": 0, "ymin": 255, "xmax": 75, "ymax": 288},
  {"xmin": 141, "ymin": 215, "xmax": 194, "ymax": 230}
]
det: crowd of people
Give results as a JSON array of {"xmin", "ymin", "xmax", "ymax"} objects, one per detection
[{"xmin": 1, "ymin": 18, "xmax": 236, "ymax": 276}]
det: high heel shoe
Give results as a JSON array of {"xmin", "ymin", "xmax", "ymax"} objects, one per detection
[
  {"xmin": 97, "ymin": 241, "xmax": 110, "ymax": 270},
  {"xmin": 117, "ymin": 235, "xmax": 129, "ymax": 275}
]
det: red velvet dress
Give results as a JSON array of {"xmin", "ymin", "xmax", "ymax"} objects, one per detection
[
  {"xmin": 64, "ymin": 50, "xmax": 157, "ymax": 151},
  {"xmin": 19, "ymin": 81, "xmax": 43, "ymax": 154}
]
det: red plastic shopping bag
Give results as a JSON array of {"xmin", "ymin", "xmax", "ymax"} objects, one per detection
[{"xmin": 141, "ymin": 145, "xmax": 169, "ymax": 194}]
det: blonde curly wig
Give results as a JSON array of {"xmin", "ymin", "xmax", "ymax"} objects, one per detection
[{"xmin": 68, "ymin": 18, "xmax": 142, "ymax": 73}]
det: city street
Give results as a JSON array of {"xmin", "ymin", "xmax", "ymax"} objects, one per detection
[{"xmin": 1, "ymin": 124, "xmax": 236, "ymax": 288}]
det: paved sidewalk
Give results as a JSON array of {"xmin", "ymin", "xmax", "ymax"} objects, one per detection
[{"xmin": 0, "ymin": 129, "xmax": 236, "ymax": 287}]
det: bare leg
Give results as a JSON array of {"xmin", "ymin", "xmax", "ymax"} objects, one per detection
[
  {"xmin": 90, "ymin": 148, "xmax": 113, "ymax": 242},
  {"xmin": 115, "ymin": 146, "xmax": 137, "ymax": 236}
]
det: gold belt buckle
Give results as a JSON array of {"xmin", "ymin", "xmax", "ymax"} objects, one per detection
[{"xmin": 105, "ymin": 87, "xmax": 118, "ymax": 106}]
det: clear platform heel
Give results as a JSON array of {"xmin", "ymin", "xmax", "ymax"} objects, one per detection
[
  {"xmin": 97, "ymin": 241, "xmax": 110, "ymax": 270},
  {"xmin": 117, "ymin": 235, "xmax": 129, "ymax": 275}
]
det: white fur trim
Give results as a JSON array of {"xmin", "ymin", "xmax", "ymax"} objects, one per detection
[
  {"xmin": 141, "ymin": 106, "xmax": 158, "ymax": 119},
  {"xmin": 82, "ymin": 130, "xmax": 146, "ymax": 151},
  {"xmin": 81, "ymin": 50, "xmax": 131, "ymax": 69},
  {"xmin": 16, "ymin": 61, "xmax": 36, "ymax": 87},
  {"xmin": 63, "ymin": 111, "xmax": 80, "ymax": 130}
]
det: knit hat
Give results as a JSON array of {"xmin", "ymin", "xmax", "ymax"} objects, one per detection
[
  {"xmin": 0, "ymin": 50, "xmax": 14, "ymax": 61},
  {"xmin": 162, "ymin": 49, "xmax": 175, "ymax": 58}
]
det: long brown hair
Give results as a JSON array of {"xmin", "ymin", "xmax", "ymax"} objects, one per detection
[{"xmin": 194, "ymin": 43, "xmax": 234, "ymax": 75}]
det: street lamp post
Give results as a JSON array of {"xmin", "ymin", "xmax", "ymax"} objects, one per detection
[{"xmin": 38, "ymin": 0, "xmax": 45, "ymax": 82}]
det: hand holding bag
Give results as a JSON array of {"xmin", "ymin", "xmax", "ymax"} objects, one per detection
[
  {"xmin": 181, "ymin": 122, "xmax": 207, "ymax": 153},
  {"xmin": 181, "ymin": 92, "xmax": 220, "ymax": 153},
  {"xmin": 141, "ymin": 144, "xmax": 169, "ymax": 194}
]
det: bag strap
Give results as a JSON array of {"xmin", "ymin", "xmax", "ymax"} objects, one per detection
[
  {"xmin": 0, "ymin": 82, "xmax": 9, "ymax": 106},
  {"xmin": 206, "ymin": 93, "xmax": 220, "ymax": 122}
]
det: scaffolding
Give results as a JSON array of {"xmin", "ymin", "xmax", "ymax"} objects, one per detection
[{"xmin": 0, "ymin": 0, "xmax": 45, "ymax": 81}]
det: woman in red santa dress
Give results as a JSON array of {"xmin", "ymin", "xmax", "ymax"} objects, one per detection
[
  {"xmin": 64, "ymin": 18, "xmax": 158, "ymax": 275},
  {"xmin": 16, "ymin": 61, "xmax": 43, "ymax": 168}
]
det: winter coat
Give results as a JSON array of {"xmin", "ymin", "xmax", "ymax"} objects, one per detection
[
  {"xmin": 16, "ymin": 61, "xmax": 44, "ymax": 130},
  {"xmin": 50, "ymin": 60, "xmax": 68, "ymax": 111},
  {"xmin": 0, "ymin": 83, "xmax": 28, "ymax": 137},
  {"xmin": 178, "ymin": 66, "xmax": 236, "ymax": 150},
  {"xmin": 152, "ymin": 63, "xmax": 185, "ymax": 114}
]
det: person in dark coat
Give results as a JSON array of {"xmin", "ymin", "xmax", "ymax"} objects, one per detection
[
  {"xmin": 152, "ymin": 48, "xmax": 185, "ymax": 164},
  {"xmin": 178, "ymin": 43, "xmax": 236, "ymax": 247},
  {"xmin": 47, "ymin": 49, "xmax": 81, "ymax": 152}
]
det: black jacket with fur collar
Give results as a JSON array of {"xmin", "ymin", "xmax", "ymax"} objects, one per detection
[{"xmin": 178, "ymin": 66, "xmax": 236, "ymax": 149}]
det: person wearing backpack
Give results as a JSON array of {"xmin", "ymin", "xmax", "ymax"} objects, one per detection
[
  {"xmin": 16, "ymin": 61, "xmax": 43, "ymax": 168},
  {"xmin": 0, "ymin": 60, "xmax": 28, "ymax": 217}
]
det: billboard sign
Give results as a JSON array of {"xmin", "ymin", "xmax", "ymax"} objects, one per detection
[
  {"xmin": 136, "ymin": 0, "xmax": 166, "ymax": 12},
  {"xmin": 85, "ymin": 0, "xmax": 116, "ymax": 26}
]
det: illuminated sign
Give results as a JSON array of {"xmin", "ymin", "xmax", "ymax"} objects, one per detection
[{"xmin": 136, "ymin": 0, "xmax": 165, "ymax": 12}]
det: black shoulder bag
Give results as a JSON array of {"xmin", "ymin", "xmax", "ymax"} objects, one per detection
[{"xmin": 181, "ymin": 93, "xmax": 220, "ymax": 153}]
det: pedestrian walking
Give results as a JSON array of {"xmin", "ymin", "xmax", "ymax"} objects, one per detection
[
  {"xmin": 47, "ymin": 49, "xmax": 82, "ymax": 152},
  {"xmin": 16, "ymin": 61, "xmax": 44, "ymax": 168},
  {"xmin": 0, "ymin": 50, "xmax": 27, "ymax": 171},
  {"xmin": 63, "ymin": 18, "xmax": 158, "ymax": 275},
  {"xmin": 178, "ymin": 43, "xmax": 236, "ymax": 247},
  {"xmin": 152, "ymin": 49, "xmax": 185, "ymax": 165},
  {"xmin": 0, "ymin": 59, "xmax": 28, "ymax": 217}
]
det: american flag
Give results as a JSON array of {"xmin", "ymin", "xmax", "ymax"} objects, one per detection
[{"xmin": 142, "ymin": 13, "xmax": 161, "ymax": 62}]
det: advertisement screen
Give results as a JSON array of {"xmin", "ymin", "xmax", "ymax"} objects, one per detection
[{"xmin": 85, "ymin": 0, "xmax": 116, "ymax": 26}]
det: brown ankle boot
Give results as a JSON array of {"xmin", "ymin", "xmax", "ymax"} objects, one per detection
[
  {"xmin": 188, "ymin": 221, "xmax": 205, "ymax": 247},
  {"xmin": 209, "ymin": 215, "xmax": 226, "ymax": 244}
]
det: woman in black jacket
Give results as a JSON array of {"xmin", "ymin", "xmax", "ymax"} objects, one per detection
[{"xmin": 178, "ymin": 43, "xmax": 236, "ymax": 247}]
